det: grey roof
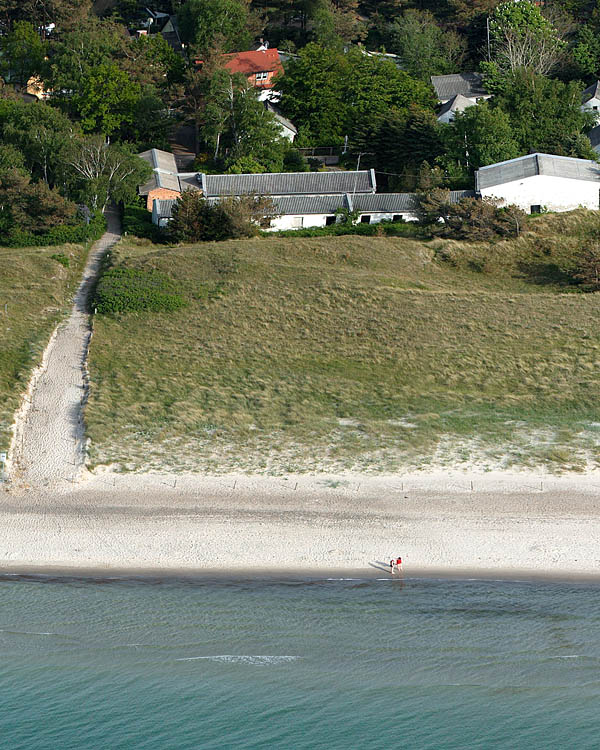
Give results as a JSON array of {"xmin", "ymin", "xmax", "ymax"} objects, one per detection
[
  {"xmin": 266, "ymin": 103, "xmax": 297, "ymax": 134},
  {"xmin": 431, "ymin": 72, "xmax": 487, "ymax": 102},
  {"xmin": 272, "ymin": 195, "xmax": 345, "ymax": 214},
  {"xmin": 350, "ymin": 193, "xmax": 419, "ymax": 212},
  {"xmin": 438, "ymin": 93, "xmax": 477, "ymax": 118},
  {"xmin": 138, "ymin": 148, "xmax": 180, "ymax": 195},
  {"xmin": 153, "ymin": 190, "xmax": 477, "ymax": 219},
  {"xmin": 476, "ymin": 153, "xmax": 600, "ymax": 191},
  {"xmin": 154, "ymin": 199, "xmax": 177, "ymax": 218},
  {"xmin": 138, "ymin": 148, "xmax": 177, "ymax": 173},
  {"xmin": 582, "ymin": 80, "xmax": 600, "ymax": 103},
  {"xmin": 589, "ymin": 124, "xmax": 600, "ymax": 149},
  {"xmin": 202, "ymin": 170, "xmax": 376, "ymax": 197}
]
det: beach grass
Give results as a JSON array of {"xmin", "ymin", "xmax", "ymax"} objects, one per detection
[
  {"xmin": 0, "ymin": 243, "xmax": 88, "ymax": 452},
  {"xmin": 85, "ymin": 210, "xmax": 600, "ymax": 473}
]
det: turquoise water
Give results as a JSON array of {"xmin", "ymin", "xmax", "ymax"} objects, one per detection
[{"xmin": 1, "ymin": 574, "xmax": 599, "ymax": 749}]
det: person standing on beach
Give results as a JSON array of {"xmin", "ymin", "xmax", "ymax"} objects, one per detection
[{"xmin": 390, "ymin": 557, "xmax": 402, "ymax": 574}]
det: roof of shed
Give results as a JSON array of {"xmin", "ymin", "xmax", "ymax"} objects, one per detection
[
  {"xmin": 431, "ymin": 72, "xmax": 487, "ymax": 102},
  {"xmin": 202, "ymin": 170, "xmax": 376, "ymax": 197},
  {"xmin": 476, "ymin": 153, "xmax": 600, "ymax": 190}
]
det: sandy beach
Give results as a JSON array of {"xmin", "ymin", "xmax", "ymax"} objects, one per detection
[{"xmin": 1, "ymin": 469, "xmax": 600, "ymax": 579}]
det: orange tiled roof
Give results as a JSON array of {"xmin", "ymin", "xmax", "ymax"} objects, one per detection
[{"xmin": 222, "ymin": 48, "xmax": 283, "ymax": 79}]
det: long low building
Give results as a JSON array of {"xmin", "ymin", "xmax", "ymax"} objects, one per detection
[
  {"xmin": 475, "ymin": 153, "xmax": 600, "ymax": 213},
  {"xmin": 152, "ymin": 190, "xmax": 475, "ymax": 229}
]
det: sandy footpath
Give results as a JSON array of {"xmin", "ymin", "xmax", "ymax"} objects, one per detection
[
  {"xmin": 8, "ymin": 207, "xmax": 121, "ymax": 486},
  {"xmin": 1, "ymin": 470, "xmax": 600, "ymax": 579}
]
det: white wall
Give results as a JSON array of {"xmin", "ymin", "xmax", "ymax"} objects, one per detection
[
  {"xmin": 582, "ymin": 97, "xmax": 600, "ymax": 122},
  {"xmin": 479, "ymin": 174, "xmax": 600, "ymax": 213},
  {"xmin": 266, "ymin": 211, "xmax": 419, "ymax": 231}
]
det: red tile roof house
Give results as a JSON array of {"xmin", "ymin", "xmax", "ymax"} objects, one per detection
[{"xmin": 221, "ymin": 48, "xmax": 284, "ymax": 92}]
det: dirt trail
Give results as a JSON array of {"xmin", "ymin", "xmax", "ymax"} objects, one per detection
[{"xmin": 9, "ymin": 207, "xmax": 121, "ymax": 489}]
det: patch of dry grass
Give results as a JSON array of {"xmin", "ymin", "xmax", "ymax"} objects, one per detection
[
  {"xmin": 0, "ymin": 243, "xmax": 88, "ymax": 451},
  {"xmin": 85, "ymin": 213, "xmax": 600, "ymax": 473}
]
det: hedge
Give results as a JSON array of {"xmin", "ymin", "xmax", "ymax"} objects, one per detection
[
  {"xmin": 93, "ymin": 266, "xmax": 186, "ymax": 314},
  {"xmin": 0, "ymin": 214, "xmax": 107, "ymax": 248},
  {"xmin": 122, "ymin": 203, "xmax": 167, "ymax": 243},
  {"xmin": 265, "ymin": 220, "xmax": 425, "ymax": 239}
]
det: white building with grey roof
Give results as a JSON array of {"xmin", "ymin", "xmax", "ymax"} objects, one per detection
[
  {"xmin": 152, "ymin": 191, "xmax": 475, "ymax": 230},
  {"xmin": 582, "ymin": 81, "xmax": 600, "ymax": 123},
  {"xmin": 431, "ymin": 73, "xmax": 490, "ymax": 105},
  {"xmin": 475, "ymin": 153, "xmax": 600, "ymax": 214}
]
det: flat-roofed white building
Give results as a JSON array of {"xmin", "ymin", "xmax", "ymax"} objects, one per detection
[{"xmin": 475, "ymin": 153, "xmax": 600, "ymax": 214}]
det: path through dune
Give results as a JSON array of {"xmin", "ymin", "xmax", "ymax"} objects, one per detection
[{"xmin": 9, "ymin": 208, "xmax": 121, "ymax": 488}]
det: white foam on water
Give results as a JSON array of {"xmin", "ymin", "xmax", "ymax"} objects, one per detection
[
  {"xmin": 176, "ymin": 655, "xmax": 300, "ymax": 665},
  {"xmin": 550, "ymin": 655, "xmax": 581, "ymax": 659}
]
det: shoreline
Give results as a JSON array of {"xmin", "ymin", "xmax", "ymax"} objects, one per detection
[{"xmin": 2, "ymin": 469, "xmax": 600, "ymax": 580}]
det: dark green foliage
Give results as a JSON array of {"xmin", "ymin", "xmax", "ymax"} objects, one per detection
[
  {"xmin": 267, "ymin": 220, "xmax": 424, "ymax": 239},
  {"xmin": 50, "ymin": 253, "xmax": 70, "ymax": 267},
  {"xmin": 122, "ymin": 204, "xmax": 167, "ymax": 243},
  {"xmin": 169, "ymin": 190, "xmax": 276, "ymax": 242},
  {"xmin": 93, "ymin": 267, "xmax": 186, "ymax": 314},
  {"xmin": 418, "ymin": 190, "xmax": 527, "ymax": 240},
  {"xmin": 1, "ymin": 213, "xmax": 106, "ymax": 248}
]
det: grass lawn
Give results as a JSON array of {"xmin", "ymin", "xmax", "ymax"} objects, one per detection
[
  {"xmin": 0, "ymin": 244, "xmax": 89, "ymax": 452},
  {"xmin": 86, "ymin": 210, "xmax": 600, "ymax": 473}
]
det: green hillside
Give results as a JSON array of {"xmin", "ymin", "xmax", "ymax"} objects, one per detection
[
  {"xmin": 0, "ymin": 244, "xmax": 89, "ymax": 452},
  {"xmin": 85, "ymin": 211, "xmax": 600, "ymax": 473}
]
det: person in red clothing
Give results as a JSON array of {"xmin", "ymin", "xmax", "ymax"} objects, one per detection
[{"xmin": 390, "ymin": 557, "xmax": 402, "ymax": 574}]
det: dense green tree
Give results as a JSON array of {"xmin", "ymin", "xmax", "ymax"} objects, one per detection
[
  {"xmin": 384, "ymin": 10, "xmax": 466, "ymax": 82},
  {"xmin": 438, "ymin": 102, "xmax": 519, "ymax": 178},
  {"xmin": 278, "ymin": 43, "xmax": 435, "ymax": 145},
  {"xmin": 224, "ymin": 83, "xmax": 288, "ymax": 171},
  {"xmin": 0, "ymin": 99, "xmax": 74, "ymax": 186},
  {"xmin": 493, "ymin": 70, "xmax": 596, "ymax": 158},
  {"xmin": 73, "ymin": 62, "xmax": 141, "ymax": 136},
  {"xmin": 0, "ymin": 21, "xmax": 45, "ymax": 87},
  {"xmin": 0, "ymin": 168, "xmax": 76, "ymax": 235},
  {"xmin": 177, "ymin": 0, "xmax": 258, "ymax": 53}
]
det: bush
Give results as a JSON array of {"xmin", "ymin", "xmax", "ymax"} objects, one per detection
[
  {"xmin": 1, "ymin": 213, "xmax": 106, "ymax": 247},
  {"xmin": 122, "ymin": 203, "xmax": 167, "ymax": 243},
  {"xmin": 267, "ymin": 220, "xmax": 424, "ymax": 239},
  {"xmin": 93, "ymin": 267, "xmax": 186, "ymax": 314},
  {"xmin": 50, "ymin": 253, "xmax": 70, "ymax": 267}
]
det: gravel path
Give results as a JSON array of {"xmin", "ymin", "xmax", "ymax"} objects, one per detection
[{"xmin": 10, "ymin": 207, "xmax": 121, "ymax": 488}]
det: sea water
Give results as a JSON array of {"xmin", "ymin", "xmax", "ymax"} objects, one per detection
[{"xmin": 0, "ymin": 574, "xmax": 599, "ymax": 749}]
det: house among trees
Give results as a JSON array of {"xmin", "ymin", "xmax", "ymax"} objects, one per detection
[
  {"xmin": 437, "ymin": 94, "xmax": 477, "ymax": 124},
  {"xmin": 222, "ymin": 48, "xmax": 284, "ymax": 98},
  {"xmin": 431, "ymin": 73, "xmax": 490, "ymax": 105},
  {"xmin": 475, "ymin": 153, "xmax": 600, "ymax": 214},
  {"xmin": 581, "ymin": 81, "xmax": 600, "ymax": 122}
]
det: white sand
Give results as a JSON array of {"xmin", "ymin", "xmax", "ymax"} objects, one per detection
[{"xmin": 1, "ymin": 470, "xmax": 600, "ymax": 579}]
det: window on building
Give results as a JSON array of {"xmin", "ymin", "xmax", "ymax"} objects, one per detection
[
  {"xmin": 392, "ymin": 214, "xmax": 402, "ymax": 222},
  {"xmin": 255, "ymin": 71, "xmax": 269, "ymax": 81},
  {"xmin": 325, "ymin": 215, "xmax": 336, "ymax": 226},
  {"xmin": 530, "ymin": 205, "xmax": 541, "ymax": 214},
  {"xmin": 360, "ymin": 215, "xmax": 371, "ymax": 224},
  {"xmin": 291, "ymin": 216, "xmax": 303, "ymax": 228}
]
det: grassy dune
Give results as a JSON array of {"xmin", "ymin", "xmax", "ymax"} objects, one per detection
[
  {"xmin": 86, "ymin": 211, "xmax": 600, "ymax": 473},
  {"xmin": 0, "ymin": 244, "xmax": 89, "ymax": 452}
]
